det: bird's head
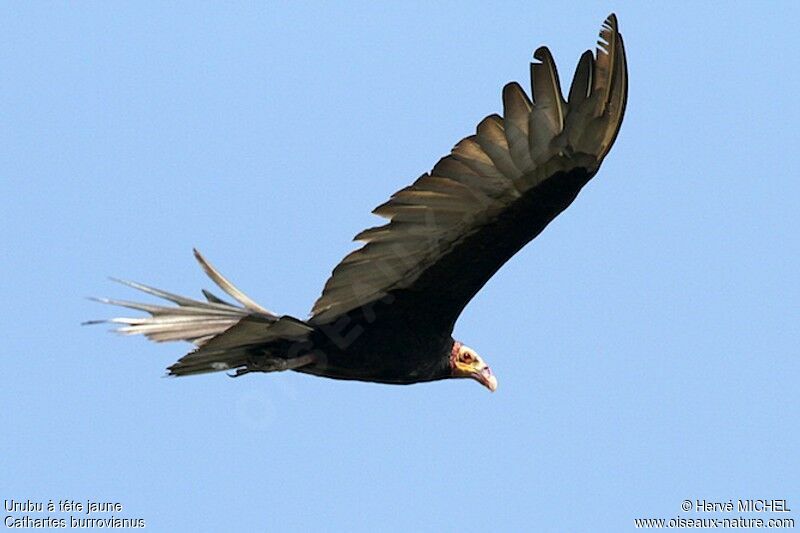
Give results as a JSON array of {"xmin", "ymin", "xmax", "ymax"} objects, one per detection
[{"xmin": 450, "ymin": 341, "xmax": 497, "ymax": 392}]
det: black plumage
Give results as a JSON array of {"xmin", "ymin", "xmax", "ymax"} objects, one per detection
[{"xmin": 91, "ymin": 15, "xmax": 628, "ymax": 392}]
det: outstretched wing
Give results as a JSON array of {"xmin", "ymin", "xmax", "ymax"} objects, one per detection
[{"xmin": 310, "ymin": 15, "xmax": 627, "ymax": 328}]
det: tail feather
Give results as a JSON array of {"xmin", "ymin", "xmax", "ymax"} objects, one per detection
[
  {"xmin": 166, "ymin": 315, "xmax": 314, "ymax": 376},
  {"xmin": 88, "ymin": 249, "xmax": 278, "ymax": 347},
  {"xmin": 89, "ymin": 250, "xmax": 317, "ymax": 376},
  {"xmin": 191, "ymin": 248, "xmax": 277, "ymax": 316}
]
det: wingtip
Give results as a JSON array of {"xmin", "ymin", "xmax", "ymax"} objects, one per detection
[
  {"xmin": 597, "ymin": 15, "xmax": 619, "ymax": 50},
  {"xmin": 532, "ymin": 46, "xmax": 551, "ymax": 63},
  {"xmin": 502, "ymin": 81, "xmax": 524, "ymax": 96}
]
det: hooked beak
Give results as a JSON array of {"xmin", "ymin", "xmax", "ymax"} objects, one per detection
[{"xmin": 474, "ymin": 367, "xmax": 498, "ymax": 392}]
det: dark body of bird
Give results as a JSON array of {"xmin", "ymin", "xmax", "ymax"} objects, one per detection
[{"xmin": 91, "ymin": 16, "xmax": 626, "ymax": 392}]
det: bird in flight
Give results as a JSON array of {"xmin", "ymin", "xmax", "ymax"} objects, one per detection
[{"xmin": 91, "ymin": 14, "xmax": 627, "ymax": 392}]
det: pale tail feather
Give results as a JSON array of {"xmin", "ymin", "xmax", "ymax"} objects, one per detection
[
  {"xmin": 88, "ymin": 251, "xmax": 319, "ymax": 376},
  {"xmin": 87, "ymin": 249, "xmax": 277, "ymax": 345}
]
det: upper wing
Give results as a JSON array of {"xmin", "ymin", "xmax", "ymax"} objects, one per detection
[{"xmin": 310, "ymin": 15, "xmax": 627, "ymax": 327}]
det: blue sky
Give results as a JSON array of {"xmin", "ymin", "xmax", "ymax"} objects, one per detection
[{"xmin": 3, "ymin": 2, "xmax": 799, "ymax": 531}]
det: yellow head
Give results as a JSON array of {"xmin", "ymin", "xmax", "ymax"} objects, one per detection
[{"xmin": 450, "ymin": 341, "xmax": 498, "ymax": 392}]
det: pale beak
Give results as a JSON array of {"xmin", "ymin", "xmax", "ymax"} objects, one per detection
[{"xmin": 474, "ymin": 367, "xmax": 498, "ymax": 392}]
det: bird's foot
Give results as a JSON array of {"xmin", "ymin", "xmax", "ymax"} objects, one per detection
[{"xmin": 228, "ymin": 353, "xmax": 316, "ymax": 378}]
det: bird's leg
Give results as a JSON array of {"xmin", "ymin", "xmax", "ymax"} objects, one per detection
[{"xmin": 229, "ymin": 353, "xmax": 316, "ymax": 378}]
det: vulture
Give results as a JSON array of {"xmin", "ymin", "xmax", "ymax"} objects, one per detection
[{"xmin": 91, "ymin": 14, "xmax": 627, "ymax": 392}]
